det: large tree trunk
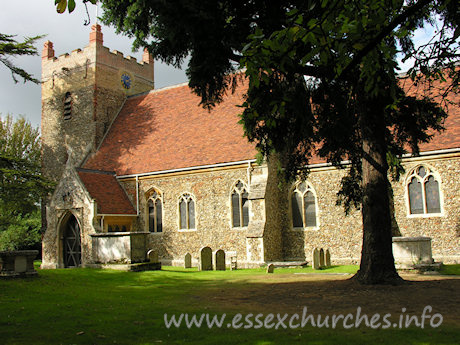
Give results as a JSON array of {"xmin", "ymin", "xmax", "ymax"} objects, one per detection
[{"xmin": 354, "ymin": 99, "xmax": 403, "ymax": 285}]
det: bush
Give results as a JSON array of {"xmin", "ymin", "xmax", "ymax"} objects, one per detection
[{"xmin": 0, "ymin": 210, "xmax": 42, "ymax": 251}]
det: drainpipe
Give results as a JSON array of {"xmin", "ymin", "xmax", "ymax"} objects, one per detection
[
  {"xmin": 100, "ymin": 215, "xmax": 104, "ymax": 232},
  {"xmin": 136, "ymin": 175, "xmax": 140, "ymax": 215},
  {"xmin": 246, "ymin": 160, "xmax": 252, "ymax": 189}
]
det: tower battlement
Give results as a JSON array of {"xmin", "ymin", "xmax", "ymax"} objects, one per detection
[
  {"xmin": 42, "ymin": 24, "xmax": 154, "ymax": 89},
  {"xmin": 41, "ymin": 24, "xmax": 155, "ymax": 183}
]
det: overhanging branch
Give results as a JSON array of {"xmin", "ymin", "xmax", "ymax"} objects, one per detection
[{"xmin": 339, "ymin": 0, "xmax": 434, "ymax": 79}]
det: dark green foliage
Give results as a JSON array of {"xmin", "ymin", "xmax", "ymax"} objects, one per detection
[
  {"xmin": 0, "ymin": 33, "xmax": 43, "ymax": 84},
  {"xmin": 0, "ymin": 210, "xmax": 41, "ymax": 251},
  {"xmin": 0, "ymin": 154, "xmax": 53, "ymax": 215},
  {"xmin": 238, "ymin": 0, "xmax": 453, "ymax": 213},
  {"xmin": 240, "ymin": 73, "xmax": 315, "ymax": 182},
  {"xmin": 0, "ymin": 115, "xmax": 53, "ymax": 250},
  {"xmin": 101, "ymin": 0, "xmax": 251, "ymax": 108},
  {"xmin": 309, "ymin": 78, "xmax": 447, "ymax": 212}
]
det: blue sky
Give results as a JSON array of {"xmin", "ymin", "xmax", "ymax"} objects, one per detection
[{"xmin": 0, "ymin": 0, "xmax": 436, "ymax": 128}]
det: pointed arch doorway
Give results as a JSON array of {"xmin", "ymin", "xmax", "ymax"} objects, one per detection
[{"xmin": 62, "ymin": 214, "xmax": 81, "ymax": 268}]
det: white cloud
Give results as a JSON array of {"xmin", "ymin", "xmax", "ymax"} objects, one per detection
[{"xmin": 0, "ymin": 0, "xmax": 187, "ymax": 127}]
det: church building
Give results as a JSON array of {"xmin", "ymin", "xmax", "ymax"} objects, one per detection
[{"xmin": 40, "ymin": 25, "xmax": 459, "ymax": 269}]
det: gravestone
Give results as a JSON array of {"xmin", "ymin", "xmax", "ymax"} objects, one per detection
[
  {"xmin": 184, "ymin": 253, "xmax": 192, "ymax": 268},
  {"xmin": 147, "ymin": 249, "xmax": 158, "ymax": 263},
  {"xmin": 0, "ymin": 250, "xmax": 38, "ymax": 278},
  {"xmin": 215, "ymin": 250, "xmax": 226, "ymax": 271},
  {"xmin": 392, "ymin": 237, "xmax": 434, "ymax": 269},
  {"xmin": 200, "ymin": 247, "xmax": 213, "ymax": 271},
  {"xmin": 319, "ymin": 248, "xmax": 325, "ymax": 268},
  {"xmin": 230, "ymin": 255, "xmax": 237, "ymax": 270},
  {"xmin": 325, "ymin": 249, "xmax": 331, "ymax": 267},
  {"xmin": 312, "ymin": 248, "xmax": 320, "ymax": 270},
  {"xmin": 14, "ymin": 256, "xmax": 27, "ymax": 272},
  {"xmin": 266, "ymin": 263, "xmax": 275, "ymax": 273}
]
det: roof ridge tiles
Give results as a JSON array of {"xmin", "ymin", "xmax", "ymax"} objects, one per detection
[
  {"xmin": 76, "ymin": 168, "xmax": 116, "ymax": 175},
  {"xmin": 127, "ymin": 82, "xmax": 190, "ymax": 99}
]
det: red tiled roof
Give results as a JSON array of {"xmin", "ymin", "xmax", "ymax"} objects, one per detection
[
  {"xmin": 77, "ymin": 169, "xmax": 136, "ymax": 214},
  {"xmin": 309, "ymin": 78, "xmax": 459, "ymax": 165},
  {"xmin": 84, "ymin": 83, "xmax": 257, "ymax": 175},
  {"xmin": 85, "ymin": 78, "xmax": 458, "ymax": 175},
  {"xmin": 400, "ymin": 76, "xmax": 460, "ymax": 152}
]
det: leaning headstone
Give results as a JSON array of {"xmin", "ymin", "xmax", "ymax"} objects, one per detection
[
  {"xmin": 215, "ymin": 250, "xmax": 226, "ymax": 271},
  {"xmin": 147, "ymin": 249, "xmax": 158, "ymax": 263},
  {"xmin": 200, "ymin": 247, "xmax": 213, "ymax": 271},
  {"xmin": 325, "ymin": 249, "xmax": 331, "ymax": 267},
  {"xmin": 319, "ymin": 248, "xmax": 325, "ymax": 268},
  {"xmin": 266, "ymin": 263, "xmax": 275, "ymax": 273},
  {"xmin": 312, "ymin": 248, "xmax": 320, "ymax": 270},
  {"xmin": 184, "ymin": 253, "xmax": 192, "ymax": 268}
]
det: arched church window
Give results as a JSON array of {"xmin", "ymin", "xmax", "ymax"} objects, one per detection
[
  {"xmin": 231, "ymin": 180, "xmax": 249, "ymax": 227},
  {"xmin": 291, "ymin": 181, "xmax": 318, "ymax": 228},
  {"xmin": 148, "ymin": 190, "xmax": 163, "ymax": 233},
  {"xmin": 179, "ymin": 193, "xmax": 195, "ymax": 230},
  {"xmin": 63, "ymin": 92, "xmax": 72, "ymax": 120},
  {"xmin": 407, "ymin": 165, "xmax": 442, "ymax": 215}
]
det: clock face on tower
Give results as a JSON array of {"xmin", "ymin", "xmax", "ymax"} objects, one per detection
[{"xmin": 121, "ymin": 73, "xmax": 132, "ymax": 89}]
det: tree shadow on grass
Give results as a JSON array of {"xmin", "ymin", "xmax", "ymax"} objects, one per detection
[{"xmin": 2, "ymin": 267, "xmax": 459, "ymax": 345}]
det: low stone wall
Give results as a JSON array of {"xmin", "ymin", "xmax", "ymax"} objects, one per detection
[{"xmin": 91, "ymin": 232, "xmax": 148, "ymax": 264}]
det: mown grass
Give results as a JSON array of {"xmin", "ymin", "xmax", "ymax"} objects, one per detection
[
  {"xmin": 0, "ymin": 264, "xmax": 458, "ymax": 345},
  {"xmin": 439, "ymin": 264, "xmax": 460, "ymax": 275}
]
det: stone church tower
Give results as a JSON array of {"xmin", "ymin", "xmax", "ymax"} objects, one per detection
[{"xmin": 41, "ymin": 24, "xmax": 154, "ymax": 182}]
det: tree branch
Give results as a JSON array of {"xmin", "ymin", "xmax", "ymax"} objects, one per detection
[
  {"xmin": 339, "ymin": 0, "xmax": 434, "ymax": 79},
  {"xmin": 297, "ymin": 64, "xmax": 324, "ymax": 78}
]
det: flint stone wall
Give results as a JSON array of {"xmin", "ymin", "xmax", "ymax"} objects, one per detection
[
  {"xmin": 123, "ymin": 165, "xmax": 261, "ymax": 268},
  {"xmin": 282, "ymin": 155, "xmax": 460, "ymax": 264},
  {"xmin": 393, "ymin": 157, "xmax": 460, "ymax": 263},
  {"xmin": 42, "ymin": 166, "xmax": 97, "ymax": 268}
]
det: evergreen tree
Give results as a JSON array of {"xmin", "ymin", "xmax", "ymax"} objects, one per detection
[{"xmin": 0, "ymin": 33, "xmax": 42, "ymax": 84}]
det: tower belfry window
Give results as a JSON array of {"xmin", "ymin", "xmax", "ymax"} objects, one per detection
[{"xmin": 63, "ymin": 92, "xmax": 72, "ymax": 120}]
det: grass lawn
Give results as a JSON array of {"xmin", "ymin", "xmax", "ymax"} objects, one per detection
[
  {"xmin": 0, "ymin": 264, "xmax": 458, "ymax": 345},
  {"xmin": 439, "ymin": 264, "xmax": 460, "ymax": 275}
]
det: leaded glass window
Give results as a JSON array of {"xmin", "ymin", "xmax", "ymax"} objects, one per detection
[
  {"xmin": 231, "ymin": 181, "xmax": 249, "ymax": 227},
  {"xmin": 407, "ymin": 166, "xmax": 442, "ymax": 215},
  {"xmin": 291, "ymin": 181, "xmax": 318, "ymax": 228},
  {"xmin": 148, "ymin": 191, "xmax": 163, "ymax": 232},
  {"xmin": 408, "ymin": 177, "xmax": 423, "ymax": 214},
  {"xmin": 179, "ymin": 193, "xmax": 195, "ymax": 230}
]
